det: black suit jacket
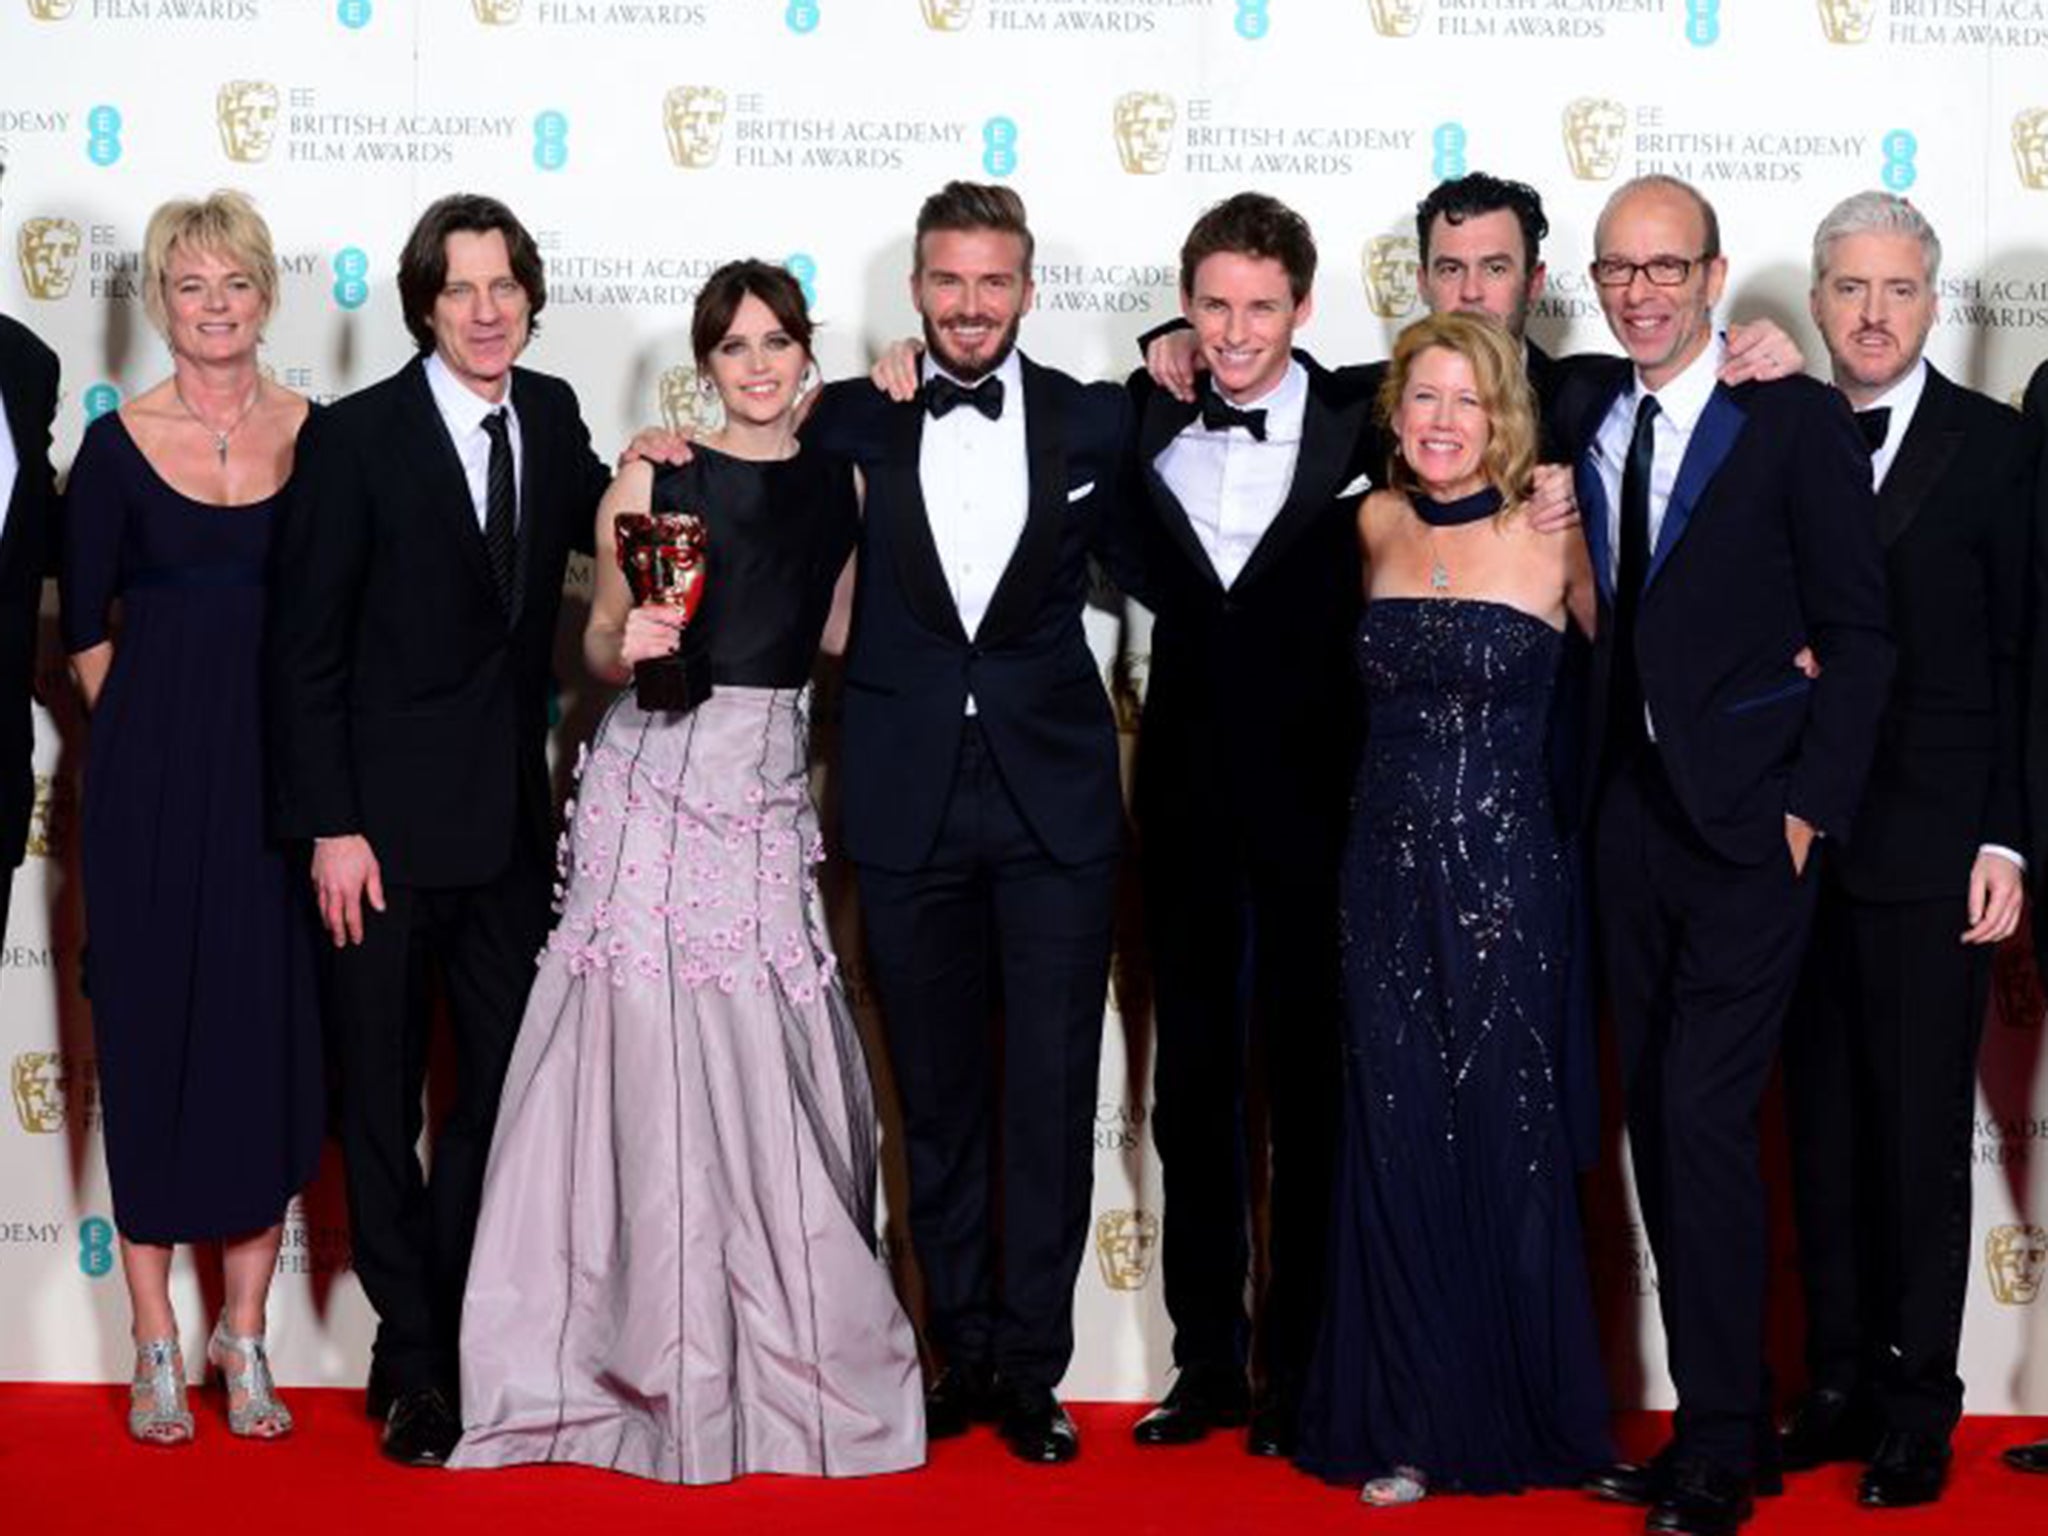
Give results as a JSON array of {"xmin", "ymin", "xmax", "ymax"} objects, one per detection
[
  {"xmin": 1833, "ymin": 366, "xmax": 2027, "ymax": 903},
  {"xmin": 804, "ymin": 356, "xmax": 1132, "ymax": 873},
  {"xmin": 267, "ymin": 356, "xmax": 608, "ymax": 888},
  {"xmin": 1561, "ymin": 362, "xmax": 1893, "ymax": 864},
  {"xmin": 2022, "ymin": 362, "xmax": 2048, "ymax": 956},
  {"xmin": 1122, "ymin": 352, "xmax": 1376, "ymax": 855},
  {"xmin": 0, "ymin": 316, "xmax": 58, "ymax": 872}
]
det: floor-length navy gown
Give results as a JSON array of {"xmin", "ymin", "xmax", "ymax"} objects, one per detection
[{"xmin": 1297, "ymin": 588, "xmax": 1612, "ymax": 1493}]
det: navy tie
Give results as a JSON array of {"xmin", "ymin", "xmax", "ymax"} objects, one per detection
[
  {"xmin": 1606, "ymin": 394, "xmax": 1660, "ymax": 768},
  {"xmin": 481, "ymin": 408, "xmax": 518, "ymax": 618}
]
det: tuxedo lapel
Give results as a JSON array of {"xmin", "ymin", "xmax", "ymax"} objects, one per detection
[
  {"xmin": 1574, "ymin": 372, "xmax": 1630, "ymax": 604},
  {"xmin": 1137, "ymin": 386, "xmax": 1219, "ymax": 589},
  {"xmin": 1874, "ymin": 368, "xmax": 1962, "ymax": 548},
  {"xmin": 1647, "ymin": 384, "xmax": 1746, "ymax": 590},
  {"xmin": 879, "ymin": 395, "xmax": 968, "ymax": 644},
  {"xmin": 1235, "ymin": 366, "xmax": 1368, "ymax": 589},
  {"xmin": 508, "ymin": 368, "xmax": 544, "ymax": 627},
  {"xmin": 977, "ymin": 355, "xmax": 1067, "ymax": 645},
  {"xmin": 398, "ymin": 358, "xmax": 501, "ymax": 612}
]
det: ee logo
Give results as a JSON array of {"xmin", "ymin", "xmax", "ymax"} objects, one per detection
[
  {"xmin": 982, "ymin": 117, "xmax": 1018, "ymax": 178},
  {"xmin": 336, "ymin": 0, "xmax": 372, "ymax": 26},
  {"xmin": 79, "ymin": 1217, "xmax": 114, "ymax": 1278},
  {"xmin": 1432, "ymin": 122, "xmax": 1468, "ymax": 180},
  {"xmin": 534, "ymin": 111, "xmax": 569, "ymax": 172},
  {"xmin": 785, "ymin": 1, "xmax": 819, "ymax": 32},
  {"xmin": 1234, "ymin": 0, "xmax": 1270, "ymax": 40},
  {"xmin": 785, "ymin": 253, "xmax": 818, "ymax": 307},
  {"xmin": 1684, "ymin": 0, "xmax": 1720, "ymax": 46},
  {"xmin": 87, "ymin": 104, "xmax": 122, "ymax": 167},
  {"xmin": 332, "ymin": 247, "xmax": 370, "ymax": 310},
  {"xmin": 1882, "ymin": 130, "xmax": 1918, "ymax": 191},
  {"xmin": 82, "ymin": 384, "xmax": 121, "ymax": 423}
]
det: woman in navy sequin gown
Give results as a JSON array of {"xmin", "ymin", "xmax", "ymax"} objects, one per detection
[{"xmin": 1296, "ymin": 312, "xmax": 1609, "ymax": 1503}]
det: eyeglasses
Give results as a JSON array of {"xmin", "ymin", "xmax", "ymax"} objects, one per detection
[{"xmin": 1590, "ymin": 254, "xmax": 1713, "ymax": 288}]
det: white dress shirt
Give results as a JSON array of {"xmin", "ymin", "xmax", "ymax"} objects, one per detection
[
  {"xmin": 1153, "ymin": 360, "xmax": 1307, "ymax": 588},
  {"xmin": 0, "ymin": 379, "xmax": 17, "ymax": 542},
  {"xmin": 425, "ymin": 351, "xmax": 522, "ymax": 531},
  {"xmin": 1590, "ymin": 336, "xmax": 1726, "ymax": 742},
  {"xmin": 1857, "ymin": 358, "xmax": 2023, "ymax": 873},
  {"xmin": 919, "ymin": 349, "xmax": 1029, "ymax": 660}
]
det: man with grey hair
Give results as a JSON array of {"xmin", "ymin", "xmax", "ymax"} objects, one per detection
[{"xmin": 1779, "ymin": 190, "xmax": 2028, "ymax": 1510}]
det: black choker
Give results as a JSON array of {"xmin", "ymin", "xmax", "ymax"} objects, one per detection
[{"xmin": 1410, "ymin": 485, "xmax": 1504, "ymax": 526}]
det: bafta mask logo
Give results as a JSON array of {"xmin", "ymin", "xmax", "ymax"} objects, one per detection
[
  {"xmin": 1363, "ymin": 234, "xmax": 1421, "ymax": 320},
  {"xmin": 26, "ymin": 0, "xmax": 78, "ymax": 17},
  {"xmin": 658, "ymin": 364, "xmax": 723, "ymax": 435},
  {"xmin": 25, "ymin": 771, "xmax": 67, "ymax": 859},
  {"xmin": 1109, "ymin": 651, "xmax": 1150, "ymax": 735},
  {"xmin": 1816, "ymin": 0, "xmax": 1879, "ymax": 43},
  {"xmin": 1562, "ymin": 96, "xmax": 1628, "ymax": 182},
  {"xmin": 10, "ymin": 1052, "xmax": 65, "ymax": 1135},
  {"xmin": 472, "ymin": 0, "xmax": 522, "ymax": 20},
  {"xmin": 217, "ymin": 80, "xmax": 281, "ymax": 164},
  {"xmin": 1094, "ymin": 1208, "xmax": 1161, "ymax": 1292},
  {"xmin": 16, "ymin": 216, "xmax": 81, "ymax": 301},
  {"xmin": 1987, "ymin": 1223, "xmax": 2048, "ymax": 1306},
  {"xmin": 663, "ymin": 86, "xmax": 727, "ymax": 169},
  {"xmin": 2014, "ymin": 109, "xmax": 2048, "ymax": 192},
  {"xmin": 920, "ymin": 0, "xmax": 974, "ymax": 28},
  {"xmin": 1112, "ymin": 91, "xmax": 1177, "ymax": 176},
  {"xmin": 1368, "ymin": 0, "xmax": 1425, "ymax": 36}
]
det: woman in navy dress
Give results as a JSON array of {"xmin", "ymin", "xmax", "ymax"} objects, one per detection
[
  {"xmin": 1296, "ymin": 312, "xmax": 1609, "ymax": 1504},
  {"xmin": 63, "ymin": 192, "xmax": 321, "ymax": 1446}
]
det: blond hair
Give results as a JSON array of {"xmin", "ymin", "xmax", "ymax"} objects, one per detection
[
  {"xmin": 141, "ymin": 189, "xmax": 279, "ymax": 339},
  {"xmin": 1378, "ymin": 311, "xmax": 1537, "ymax": 508}
]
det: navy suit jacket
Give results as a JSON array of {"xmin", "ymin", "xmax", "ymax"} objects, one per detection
[
  {"xmin": 805, "ymin": 355, "xmax": 1134, "ymax": 873},
  {"xmin": 0, "ymin": 316, "xmax": 57, "ymax": 872},
  {"xmin": 1561, "ymin": 361, "xmax": 1893, "ymax": 865}
]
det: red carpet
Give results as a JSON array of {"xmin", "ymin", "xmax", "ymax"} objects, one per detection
[{"xmin": 4, "ymin": 1388, "xmax": 2041, "ymax": 1534}]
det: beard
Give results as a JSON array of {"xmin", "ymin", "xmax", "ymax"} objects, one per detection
[{"xmin": 922, "ymin": 309, "xmax": 1023, "ymax": 384}]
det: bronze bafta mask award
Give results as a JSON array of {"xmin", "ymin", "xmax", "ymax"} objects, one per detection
[{"xmin": 613, "ymin": 511, "xmax": 712, "ymax": 712}]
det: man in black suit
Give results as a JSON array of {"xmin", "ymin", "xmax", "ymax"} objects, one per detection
[
  {"xmin": 1777, "ymin": 192, "xmax": 2028, "ymax": 1510},
  {"xmin": 0, "ymin": 309, "xmax": 58, "ymax": 943},
  {"xmin": 267, "ymin": 193, "xmax": 611, "ymax": 1466},
  {"xmin": 1119, "ymin": 194, "xmax": 1371, "ymax": 1458},
  {"xmin": 2007, "ymin": 359, "xmax": 2048, "ymax": 1481},
  {"xmin": 1567, "ymin": 175, "xmax": 1893, "ymax": 1536},
  {"xmin": 802, "ymin": 182, "xmax": 1133, "ymax": 1465}
]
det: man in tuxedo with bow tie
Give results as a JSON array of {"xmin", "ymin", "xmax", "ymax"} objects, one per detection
[
  {"xmin": 801, "ymin": 182, "xmax": 1134, "ymax": 1465},
  {"xmin": 0, "ymin": 305, "xmax": 58, "ymax": 951},
  {"xmin": 1565, "ymin": 176, "xmax": 1893, "ymax": 1536},
  {"xmin": 267, "ymin": 193, "xmax": 612, "ymax": 1467},
  {"xmin": 1776, "ymin": 192, "xmax": 2028, "ymax": 1510},
  {"xmin": 1119, "ymin": 193, "xmax": 1375, "ymax": 1458}
]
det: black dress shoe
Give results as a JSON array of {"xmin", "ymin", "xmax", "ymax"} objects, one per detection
[
  {"xmin": 924, "ymin": 1364, "xmax": 999, "ymax": 1440},
  {"xmin": 1245, "ymin": 1393, "xmax": 1297, "ymax": 1458},
  {"xmin": 382, "ymin": 1387, "xmax": 461, "ymax": 1468},
  {"xmin": 997, "ymin": 1384, "xmax": 1080, "ymax": 1464},
  {"xmin": 1133, "ymin": 1368, "xmax": 1250, "ymax": 1447},
  {"xmin": 1778, "ymin": 1387, "xmax": 1874, "ymax": 1471},
  {"xmin": 1858, "ymin": 1429, "xmax": 1949, "ymax": 1507},
  {"xmin": 1646, "ymin": 1459, "xmax": 1753, "ymax": 1536},
  {"xmin": 1585, "ymin": 1458, "xmax": 1664, "ymax": 1506},
  {"xmin": 2004, "ymin": 1437, "xmax": 2048, "ymax": 1474}
]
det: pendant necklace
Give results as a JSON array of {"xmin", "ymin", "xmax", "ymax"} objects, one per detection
[
  {"xmin": 174, "ymin": 377, "xmax": 263, "ymax": 467},
  {"xmin": 1412, "ymin": 484, "xmax": 1506, "ymax": 594}
]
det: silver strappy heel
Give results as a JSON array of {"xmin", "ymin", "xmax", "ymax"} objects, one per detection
[
  {"xmin": 206, "ymin": 1315, "xmax": 293, "ymax": 1439},
  {"xmin": 128, "ymin": 1337, "xmax": 194, "ymax": 1446}
]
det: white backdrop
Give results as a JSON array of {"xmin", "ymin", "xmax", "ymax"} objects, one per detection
[{"xmin": 1, "ymin": 0, "xmax": 2045, "ymax": 1411}]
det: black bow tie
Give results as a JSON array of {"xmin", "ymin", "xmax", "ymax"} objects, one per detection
[
  {"xmin": 1200, "ymin": 392, "xmax": 1269, "ymax": 441},
  {"xmin": 924, "ymin": 373, "xmax": 1005, "ymax": 422},
  {"xmin": 1855, "ymin": 406, "xmax": 1891, "ymax": 454}
]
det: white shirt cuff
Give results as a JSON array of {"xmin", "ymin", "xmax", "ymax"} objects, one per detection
[{"xmin": 1980, "ymin": 843, "xmax": 2027, "ymax": 874}]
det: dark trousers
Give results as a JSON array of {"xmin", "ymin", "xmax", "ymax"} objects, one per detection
[
  {"xmin": 1143, "ymin": 829, "xmax": 1340, "ymax": 1392},
  {"xmin": 1784, "ymin": 880, "xmax": 1989, "ymax": 1438},
  {"xmin": 328, "ymin": 842, "xmax": 550, "ymax": 1398},
  {"xmin": 856, "ymin": 721, "xmax": 1116, "ymax": 1391},
  {"xmin": 1596, "ymin": 753, "xmax": 1819, "ymax": 1475}
]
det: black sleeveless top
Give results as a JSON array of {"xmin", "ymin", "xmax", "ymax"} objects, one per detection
[{"xmin": 648, "ymin": 445, "xmax": 858, "ymax": 688}]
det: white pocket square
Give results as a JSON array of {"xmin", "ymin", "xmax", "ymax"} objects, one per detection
[
  {"xmin": 1067, "ymin": 481, "xmax": 1096, "ymax": 502},
  {"xmin": 1337, "ymin": 473, "xmax": 1372, "ymax": 499}
]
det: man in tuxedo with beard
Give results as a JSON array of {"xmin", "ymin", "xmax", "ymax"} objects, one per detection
[
  {"xmin": 0, "ymin": 305, "xmax": 58, "ymax": 948},
  {"xmin": 801, "ymin": 182, "xmax": 1134, "ymax": 1465},
  {"xmin": 1565, "ymin": 175, "xmax": 1893, "ymax": 1536},
  {"xmin": 1778, "ymin": 191, "xmax": 2028, "ymax": 1510}
]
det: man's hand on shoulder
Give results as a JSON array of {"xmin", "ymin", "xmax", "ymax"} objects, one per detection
[
  {"xmin": 871, "ymin": 338, "xmax": 924, "ymax": 403},
  {"xmin": 617, "ymin": 426, "xmax": 694, "ymax": 469},
  {"xmin": 1526, "ymin": 463, "xmax": 1581, "ymax": 534},
  {"xmin": 1719, "ymin": 319, "xmax": 1805, "ymax": 386},
  {"xmin": 1144, "ymin": 329, "xmax": 1201, "ymax": 403}
]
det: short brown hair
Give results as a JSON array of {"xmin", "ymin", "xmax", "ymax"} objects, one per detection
[
  {"xmin": 1179, "ymin": 192, "xmax": 1317, "ymax": 303},
  {"xmin": 141, "ymin": 190, "xmax": 280, "ymax": 339},
  {"xmin": 913, "ymin": 180, "xmax": 1034, "ymax": 277},
  {"xmin": 690, "ymin": 259, "xmax": 815, "ymax": 368},
  {"xmin": 1378, "ymin": 311, "xmax": 1538, "ymax": 507},
  {"xmin": 395, "ymin": 192, "xmax": 546, "ymax": 353}
]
